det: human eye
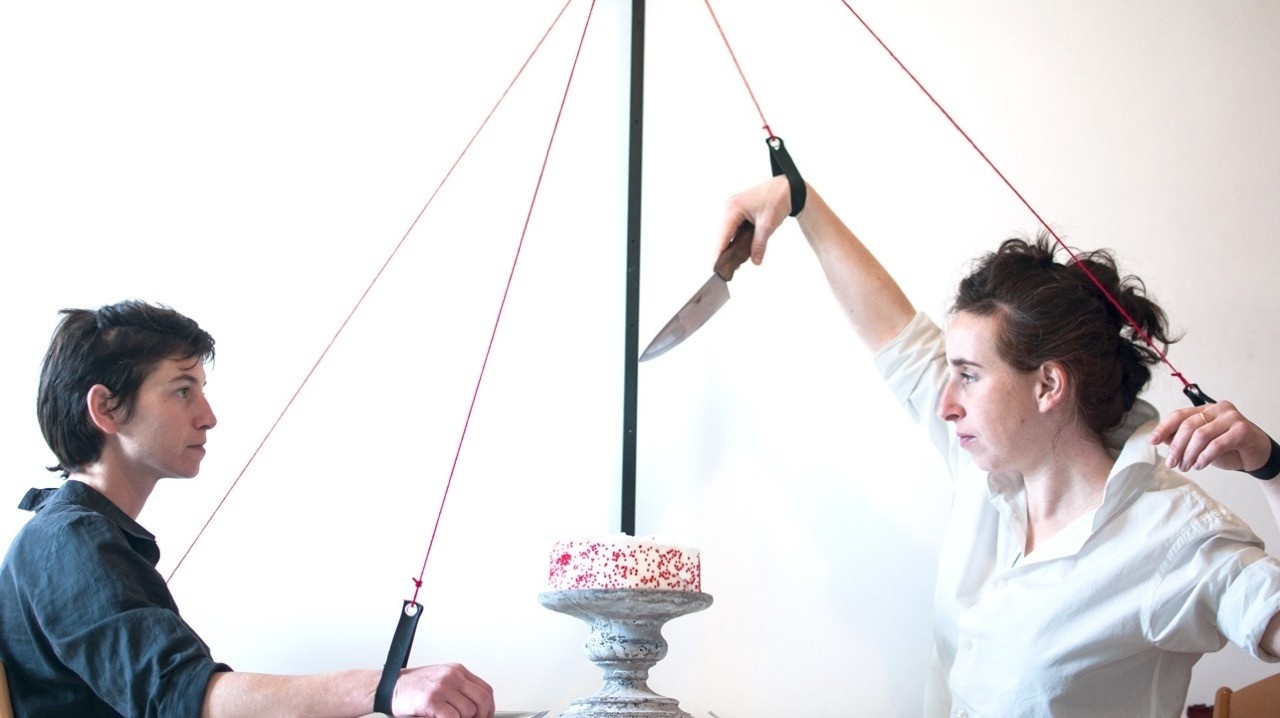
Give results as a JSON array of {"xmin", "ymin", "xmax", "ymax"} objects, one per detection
[{"xmin": 176, "ymin": 387, "xmax": 190, "ymax": 399}]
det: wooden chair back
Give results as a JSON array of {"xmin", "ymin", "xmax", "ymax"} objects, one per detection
[
  {"xmin": 1214, "ymin": 671, "xmax": 1280, "ymax": 718},
  {"xmin": 0, "ymin": 662, "xmax": 13, "ymax": 718}
]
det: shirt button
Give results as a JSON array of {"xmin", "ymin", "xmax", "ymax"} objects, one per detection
[
  {"xmin": 956, "ymin": 710, "xmax": 969, "ymax": 718},
  {"xmin": 997, "ymin": 579, "xmax": 1008, "ymax": 590},
  {"xmin": 960, "ymin": 638, "xmax": 973, "ymax": 650}
]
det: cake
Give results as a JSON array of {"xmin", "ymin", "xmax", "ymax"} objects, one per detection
[{"xmin": 548, "ymin": 535, "xmax": 701, "ymax": 591}]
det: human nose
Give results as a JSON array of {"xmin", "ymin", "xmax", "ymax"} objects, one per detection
[
  {"xmin": 937, "ymin": 375, "xmax": 963, "ymax": 423},
  {"xmin": 197, "ymin": 395, "xmax": 217, "ymax": 430}
]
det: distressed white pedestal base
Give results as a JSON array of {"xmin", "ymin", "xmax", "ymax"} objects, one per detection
[{"xmin": 539, "ymin": 589, "xmax": 713, "ymax": 718}]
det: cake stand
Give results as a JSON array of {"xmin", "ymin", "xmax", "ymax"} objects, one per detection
[{"xmin": 539, "ymin": 589, "xmax": 713, "ymax": 718}]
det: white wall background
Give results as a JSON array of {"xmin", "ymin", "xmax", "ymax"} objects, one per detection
[{"xmin": 2, "ymin": 1, "xmax": 1278, "ymax": 716}]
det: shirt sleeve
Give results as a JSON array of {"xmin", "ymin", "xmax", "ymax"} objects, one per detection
[
  {"xmin": 15, "ymin": 510, "xmax": 230, "ymax": 718},
  {"xmin": 1143, "ymin": 492, "xmax": 1280, "ymax": 662},
  {"xmin": 872, "ymin": 311, "xmax": 959, "ymax": 473}
]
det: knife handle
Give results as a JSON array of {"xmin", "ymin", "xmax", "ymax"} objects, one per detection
[{"xmin": 714, "ymin": 220, "xmax": 755, "ymax": 281}]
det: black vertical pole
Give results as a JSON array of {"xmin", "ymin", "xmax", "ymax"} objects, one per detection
[{"xmin": 621, "ymin": 0, "xmax": 645, "ymax": 536}]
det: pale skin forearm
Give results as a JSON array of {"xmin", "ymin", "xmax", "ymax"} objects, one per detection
[
  {"xmin": 721, "ymin": 176, "xmax": 915, "ymax": 353},
  {"xmin": 202, "ymin": 670, "xmax": 379, "ymax": 718},
  {"xmin": 1261, "ymin": 480, "xmax": 1280, "ymax": 531},
  {"xmin": 794, "ymin": 187, "xmax": 916, "ymax": 351},
  {"xmin": 202, "ymin": 663, "xmax": 494, "ymax": 718}
]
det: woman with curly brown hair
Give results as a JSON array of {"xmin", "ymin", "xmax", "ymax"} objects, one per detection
[{"xmin": 721, "ymin": 175, "xmax": 1280, "ymax": 717}]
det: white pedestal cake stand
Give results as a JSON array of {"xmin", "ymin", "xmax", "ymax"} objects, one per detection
[{"xmin": 539, "ymin": 589, "xmax": 713, "ymax": 718}]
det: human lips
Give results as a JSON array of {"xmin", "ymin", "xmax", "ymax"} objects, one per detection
[{"xmin": 956, "ymin": 432, "xmax": 976, "ymax": 449}]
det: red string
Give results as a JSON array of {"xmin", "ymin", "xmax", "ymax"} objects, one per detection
[
  {"xmin": 703, "ymin": 0, "xmax": 773, "ymax": 137},
  {"xmin": 411, "ymin": 0, "xmax": 600, "ymax": 605},
  {"xmin": 836, "ymin": 1, "xmax": 1190, "ymax": 389},
  {"xmin": 165, "ymin": 0, "xmax": 578, "ymax": 585}
]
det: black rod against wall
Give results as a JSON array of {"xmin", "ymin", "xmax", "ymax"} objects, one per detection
[{"xmin": 621, "ymin": 0, "xmax": 645, "ymax": 536}]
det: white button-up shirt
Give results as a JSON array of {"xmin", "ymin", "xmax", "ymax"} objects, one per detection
[{"xmin": 875, "ymin": 312, "xmax": 1280, "ymax": 717}]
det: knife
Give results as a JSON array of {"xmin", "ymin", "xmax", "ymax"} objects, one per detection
[{"xmin": 639, "ymin": 219, "xmax": 755, "ymax": 362}]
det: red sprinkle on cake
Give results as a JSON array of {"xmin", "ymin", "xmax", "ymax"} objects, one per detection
[{"xmin": 548, "ymin": 536, "xmax": 701, "ymax": 591}]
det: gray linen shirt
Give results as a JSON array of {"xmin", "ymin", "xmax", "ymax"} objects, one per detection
[{"xmin": 0, "ymin": 480, "xmax": 230, "ymax": 717}]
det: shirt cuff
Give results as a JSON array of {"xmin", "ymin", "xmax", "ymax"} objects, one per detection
[{"xmin": 1219, "ymin": 555, "xmax": 1280, "ymax": 662}]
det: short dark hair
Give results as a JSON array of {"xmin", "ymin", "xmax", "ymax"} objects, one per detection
[
  {"xmin": 952, "ymin": 234, "xmax": 1176, "ymax": 437},
  {"xmin": 37, "ymin": 300, "xmax": 216, "ymax": 476}
]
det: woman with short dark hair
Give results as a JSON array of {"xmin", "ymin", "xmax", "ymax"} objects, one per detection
[{"xmin": 0, "ymin": 300, "xmax": 494, "ymax": 718}]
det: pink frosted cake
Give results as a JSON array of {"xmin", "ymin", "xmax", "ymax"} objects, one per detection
[{"xmin": 549, "ymin": 536, "xmax": 701, "ymax": 591}]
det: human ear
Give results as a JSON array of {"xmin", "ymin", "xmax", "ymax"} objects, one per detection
[
  {"xmin": 85, "ymin": 384, "xmax": 121, "ymax": 434},
  {"xmin": 1036, "ymin": 362, "xmax": 1069, "ymax": 412}
]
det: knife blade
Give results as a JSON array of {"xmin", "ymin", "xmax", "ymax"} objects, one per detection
[{"xmin": 639, "ymin": 220, "xmax": 755, "ymax": 362}]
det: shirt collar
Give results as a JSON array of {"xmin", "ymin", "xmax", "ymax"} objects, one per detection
[
  {"xmin": 18, "ymin": 479, "xmax": 157, "ymax": 544},
  {"xmin": 985, "ymin": 399, "xmax": 1163, "ymax": 556},
  {"xmin": 1094, "ymin": 399, "xmax": 1161, "ymax": 530}
]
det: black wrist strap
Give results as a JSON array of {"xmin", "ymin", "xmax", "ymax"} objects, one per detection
[
  {"xmin": 374, "ymin": 600, "xmax": 423, "ymax": 714},
  {"xmin": 767, "ymin": 136, "xmax": 805, "ymax": 217},
  {"xmin": 1246, "ymin": 437, "xmax": 1280, "ymax": 481}
]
